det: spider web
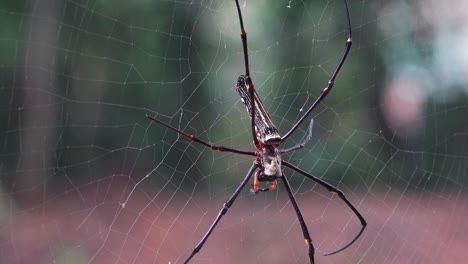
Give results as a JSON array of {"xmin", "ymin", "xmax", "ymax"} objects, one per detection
[{"xmin": 1, "ymin": 0, "xmax": 467, "ymax": 263}]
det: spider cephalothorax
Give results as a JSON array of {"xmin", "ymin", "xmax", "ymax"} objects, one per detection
[
  {"xmin": 250, "ymin": 145, "xmax": 282, "ymax": 192},
  {"xmin": 258, "ymin": 146, "xmax": 282, "ymax": 176}
]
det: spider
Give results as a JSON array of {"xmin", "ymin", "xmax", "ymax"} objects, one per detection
[{"xmin": 147, "ymin": 0, "xmax": 366, "ymax": 263}]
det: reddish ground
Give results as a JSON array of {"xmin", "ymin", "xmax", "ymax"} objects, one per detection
[{"xmin": 2, "ymin": 179, "xmax": 467, "ymax": 264}]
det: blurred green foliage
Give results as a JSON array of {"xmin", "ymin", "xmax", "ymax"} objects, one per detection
[{"xmin": 0, "ymin": 0, "xmax": 467, "ymax": 197}]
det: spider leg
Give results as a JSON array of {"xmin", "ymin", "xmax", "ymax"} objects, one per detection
[
  {"xmin": 234, "ymin": 0, "xmax": 262, "ymax": 148},
  {"xmin": 283, "ymin": 160, "xmax": 366, "ymax": 256},
  {"xmin": 281, "ymin": 0, "xmax": 352, "ymax": 143},
  {"xmin": 183, "ymin": 162, "xmax": 258, "ymax": 264},
  {"xmin": 146, "ymin": 115, "xmax": 256, "ymax": 157},
  {"xmin": 234, "ymin": 0, "xmax": 250, "ymax": 77},
  {"xmin": 246, "ymin": 77, "xmax": 259, "ymax": 148},
  {"xmin": 281, "ymin": 174, "xmax": 315, "ymax": 264},
  {"xmin": 280, "ymin": 118, "xmax": 314, "ymax": 154}
]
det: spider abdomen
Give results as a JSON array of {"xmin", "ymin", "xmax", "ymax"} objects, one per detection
[{"xmin": 236, "ymin": 76, "xmax": 281, "ymax": 145}]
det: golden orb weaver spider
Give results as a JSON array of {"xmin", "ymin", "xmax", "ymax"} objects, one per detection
[{"xmin": 147, "ymin": 0, "xmax": 366, "ymax": 263}]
